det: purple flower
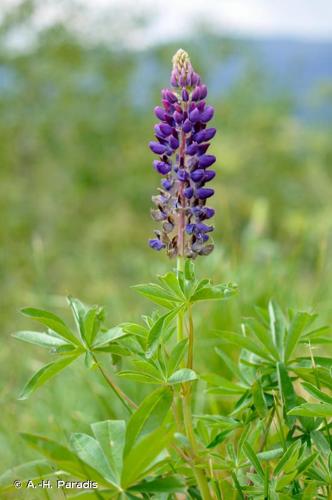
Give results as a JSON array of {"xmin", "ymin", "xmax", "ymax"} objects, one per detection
[
  {"xmin": 149, "ymin": 49, "xmax": 217, "ymax": 258},
  {"xmin": 200, "ymin": 106, "xmax": 214, "ymax": 123},
  {"xmin": 198, "ymin": 155, "xmax": 216, "ymax": 167},
  {"xmin": 196, "ymin": 188, "xmax": 214, "ymax": 199},
  {"xmin": 153, "ymin": 160, "xmax": 171, "ymax": 175},
  {"xmin": 149, "ymin": 239, "xmax": 166, "ymax": 251},
  {"xmin": 149, "ymin": 141, "xmax": 167, "ymax": 155}
]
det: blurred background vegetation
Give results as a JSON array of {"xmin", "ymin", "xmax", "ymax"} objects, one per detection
[{"xmin": 0, "ymin": 0, "xmax": 331, "ymax": 473}]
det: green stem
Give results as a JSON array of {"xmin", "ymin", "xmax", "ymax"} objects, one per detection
[
  {"xmin": 273, "ymin": 393, "xmax": 286, "ymax": 450},
  {"xmin": 92, "ymin": 354, "xmax": 137, "ymax": 414},
  {"xmin": 176, "ymin": 257, "xmax": 212, "ymax": 500}
]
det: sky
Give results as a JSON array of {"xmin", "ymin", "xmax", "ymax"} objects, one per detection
[
  {"xmin": 2, "ymin": 0, "xmax": 332, "ymax": 49},
  {"xmin": 88, "ymin": 0, "xmax": 332, "ymax": 42}
]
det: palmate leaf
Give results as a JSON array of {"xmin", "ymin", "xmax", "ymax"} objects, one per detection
[
  {"xmin": 125, "ymin": 387, "xmax": 173, "ymax": 453},
  {"xmin": 67, "ymin": 296, "xmax": 89, "ymax": 341},
  {"xmin": 132, "ymin": 283, "xmax": 181, "ymax": 309},
  {"xmin": 190, "ymin": 282, "xmax": 237, "ymax": 303},
  {"xmin": 21, "ymin": 433, "xmax": 110, "ymax": 486},
  {"xmin": 0, "ymin": 460, "xmax": 55, "ymax": 492},
  {"xmin": 13, "ymin": 330, "xmax": 73, "ymax": 349},
  {"xmin": 128, "ymin": 476, "xmax": 184, "ymax": 494},
  {"xmin": 214, "ymin": 330, "xmax": 272, "ymax": 361},
  {"xmin": 92, "ymin": 326, "xmax": 127, "ymax": 348},
  {"xmin": 19, "ymin": 353, "xmax": 80, "ymax": 399},
  {"xmin": 268, "ymin": 300, "xmax": 287, "ymax": 355},
  {"xmin": 167, "ymin": 339, "xmax": 188, "ymax": 376},
  {"xmin": 244, "ymin": 317, "xmax": 280, "ymax": 361},
  {"xmin": 121, "ymin": 425, "xmax": 174, "ymax": 488},
  {"xmin": 284, "ymin": 311, "xmax": 313, "ymax": 362},
  {"xmin": 243, "ymin": 442, "xmax": 264, "ymax": 479},
  {"xmin": 70, "ymin": 433, "xmax": 119, "ymax": 488},
  {"xmin": 301, "ymin": 382, "xmax": 332, "ymax": 404},
  {"xmin": 276, "ymin": 361, "xmax": 297, "ymax": 425},
  {"xmin": 91, "ymin": 420, "xmax": 126, "ymax": 484},
  {"xmin": 146, "ymin": 307, "xmax": 180, "ymax": 358},
  {"xmin": 288, "ymin": 403, "xmax": 332, "ymax": 417},
  {"xmin": 167, "ymin": 368, "xmax": 198, "ymax": 385},
  {"xmin": 21, "ymin": 307, "xmax": 80, "ymax": 346},
  {"xmin": 158, "ymin": 272, "xmax": 186, "ymax": 300}
]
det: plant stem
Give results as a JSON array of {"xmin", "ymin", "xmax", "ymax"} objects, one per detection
[
  {"xmin": 259, "ymin": 407, "xmax": 275, "ymax": 452},
  {"xmin": 92, "ymin": 354, "xmax": 137, "ymax": 414},
  {"xmin": 273, "ymin": 393, "xmax": 286, "ymax": 450},
  {"xmin": 176, "ymin": 257, "xmax": 213, "ymax": 500}
]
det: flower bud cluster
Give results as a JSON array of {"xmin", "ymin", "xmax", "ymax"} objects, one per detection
[{"xmin": 149, "ymin": 49, "xmax": 216, "ymax": 258}]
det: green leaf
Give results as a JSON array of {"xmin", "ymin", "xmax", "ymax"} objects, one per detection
[
  {"xmin": 132, "ymin": 283, "xmax": 180, "ymax": 308},
  {"xmin": 126, "ymin": 387, "xmax": 172, "ymax": 453},
  {"xmin": 0, "ymin": 460, "xmax": 54, "ymax": 491},
  {"xmin": 122, "ymin": 426, "xmax": 174, "ymax": 487},
  {"xmin": 268, "ymin": 300, "xmax": 286, "ymax": 354},
  {"xmin": 70, "ymin": 433, "xmax": 118, "ymax": 487},
  {"xmin": 117, "ymin": 371, "xmax": 162, "ymax": 384},
  {"xmin": 92, "ymin": 326, "xmax": 127, "ymax": 348},
  {"xmin": 20, "ymin": 434, "xmax": 110, "ymax": 486},
  {"xmin": 128, "ymin": 476, "xmax": 184, "ymax": 493},
  {"xmin": 243, "ymin": 442, "xmax": 264, "ymax": 479},
  {"xmin": 21, "ymin": 307, "xmax": 79, "ymax": 346},
  {"xmin": 13, "ymin": 330, "xmax": 71, "ymax": 349},
  {"xmin": 167, "ymin": 368, "xmax": 198, "ymax": 385},
  {"xmin": 214, "ymin": 330, "xmax": 272, "ymax": 361},
  {"xmin": 301, "ymin": 382, "xmax": 332, "ymax": 404},
  {"xmin": 207, "ymin": 429, "xmax": 235, "ymax": 448},
  {"xmin": 167, "ymin": 339, "xmax": 188, "ymax": 375},
  {"xmin": 276, "ymin": 362, "xmax": 297, "ymax": 425},
  {"xmin": 67, "ymin": 296, "xmax": 88, "ymax": 341},
  {"xmin": 146, "ymin": 308, "xmax": 179, "ymax": 358},
  {"xmin": 120, "ymin": 323, "xmax": 148, "ymax": 339},
  {"xmin": 19, "ymin": 354, "xmax": 80, "ymax": 399},
  {"xmin": 275, "ymin": 470, "xmax": 297, "ymax": 491},
  {"xmin": 274, "ymin": 441, "xmax": 301, "ymax": 476},
  {"xmin": 91, "ymin": 420, "xmax": 126, "ymax": 484},
  {"xmin": 252, "ymin": 379, "xmax": 267, "ymax": 418},
  {"xmin": 257, "ymin": 448, "xmax": 283, "ymax": 461},
  {"xmin": 288, "ymin": 403, "xmax": 332, "ymax": 417},
  {"xmin": 284, "ymin": 312, "xmax": 312, "ymax": 362},
  {"xmin": 190, "ymin": 282, "xmax": 237, "ymax": 303},
  {"xmin": 297, "ymin": 453, "xmax": 318, "ymax": 474},
  {"xmin": 158, "ymin": 272, "xmax": 185, "ymax": 300},
  {"xmin": 244, "ymin": 317, "xmax": 280, "ymax": 360},
  {"xmin": 203, "ymin": 373, "xmax": 247, "ymax": 395},
  {"xmin": 84, "ymin": 305, "xmax": 104, "ymax": 345}
]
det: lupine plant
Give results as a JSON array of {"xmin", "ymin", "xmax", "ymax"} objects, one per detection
[{"xmin": 1, "ymin": 49, "xmax": 332, "ymax": 499}]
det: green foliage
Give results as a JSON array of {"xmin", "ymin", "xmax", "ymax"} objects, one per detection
[
  {"xmin": 5, "ymin": 263, "xmax": 332, "ymax": 498},
  {"xmin": 1, "ymin": 3, "xmax": 332, "ymax": 496}
]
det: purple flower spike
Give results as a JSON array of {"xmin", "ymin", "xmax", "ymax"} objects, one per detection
[{"xmin": 149, "ymin": 49, "xmax": 217, "ymax": 257}]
